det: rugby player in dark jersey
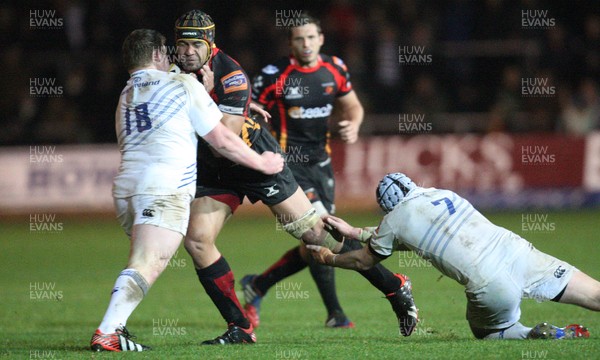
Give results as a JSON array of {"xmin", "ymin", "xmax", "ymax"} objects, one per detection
[
  {"xmin": 174, "ymin": 10, "xmax": 417, "ymax": 344},
  {"xmin": 242, "ymin": 14, "xmax": 419, "ymax": 337},
  {"xmin": 174, "ymin": 10, "xmax": 348, "ymax": 345}
]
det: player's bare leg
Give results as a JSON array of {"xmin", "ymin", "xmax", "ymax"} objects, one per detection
[
  {"xmin": 184, "ymin": 196, "xmax": 256, "ymax": 344},
  {"xmin": 128, "ymin": 224, "xmax": 183, "ymax": 283},
  {"xmin": 269, "ymin": 187, "xmax": 341, "ymax": 250},
  {"xmin": 185, "ymin": 197, "xmax": 231, "ymax": 268},
  {"xmin": 93, "ymin": 225, "xmax": 182, "ymax": 351},
  {"xmin": 557, "ymin": 271, "xmax": 600, "ymax": 310}
]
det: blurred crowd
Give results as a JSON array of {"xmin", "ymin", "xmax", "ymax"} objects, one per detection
[{"xmin": 1, "ymin": 0, "xmax": 599, "ymax": 145}]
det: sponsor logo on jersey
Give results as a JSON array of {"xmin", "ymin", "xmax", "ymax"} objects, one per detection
[
  {"xmin": 262, "ymin": 64, "xmax": 279, "ymax": 75},
  {"xmin": 554, "ymin": 265, "xmax": 566, "ymax": 278},
  {"xmin": 321, "ymin": 82, "xmax": 335, "ymax": 95},
  {"xmin": 221, "ymin": 70, "xmax": 248, "ymax": 94},
  {"xmin": 288, "ymin": 104, "xmax": 333, "ymax": 119},
  {"xmin": 218, "ymin": 104, "xmax": 244, "ymax": 115},
  {"xmin": 142, "ymin": 209, "xmax": 155, "ymax": 218},
  {"xmin": 265, "ymin": 184, "xmax": 280, "ymax": 197},
  {"xmin": 133, "ymin": 80, "xmax": 160, "ymax": 88},
  {"xmin": 284, "ymin": 86, "xmax": 306, "ymax": 100}
]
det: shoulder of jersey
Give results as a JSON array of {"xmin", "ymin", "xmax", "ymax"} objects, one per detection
[
  {"xmin": 323, "ymin": 54, "xmax": 348, "ymax": 72},
  {"xmin": 172, "ymin": 73, "xmax": 210, "ymax": 97},
  {"xmin": 212, "ymin": 49, "xmax": 244, "ymax": 74}
]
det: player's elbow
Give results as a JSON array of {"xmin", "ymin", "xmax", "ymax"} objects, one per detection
[{"xmin": 203, "ymin": 124, "xmax": 236, "ymax": 152}]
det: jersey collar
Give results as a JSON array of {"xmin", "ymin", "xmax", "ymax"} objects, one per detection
[{"xmin": 289, "ymin": 54, "xmax": 322, "ymax": 73}]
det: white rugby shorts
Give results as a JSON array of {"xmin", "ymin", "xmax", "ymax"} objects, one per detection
[
  {"xmin": 114, "ymin": 194, "xmax": 193, "ymax": 237},
  {"xmin": 465, "ymin": 234, "xmax": 576, "ymax": 330}
]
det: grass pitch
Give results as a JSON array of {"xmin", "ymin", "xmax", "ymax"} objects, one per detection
[{"xmin": 1, "ymin": 209, "xmax": 599, "ymax": 359}]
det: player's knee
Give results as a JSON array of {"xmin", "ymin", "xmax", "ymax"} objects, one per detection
[
  {"xmin": 281, "ymin": 208, "xmax": 342, "ymax": 251},
  {"xmin": 591, "ymin": 283, "xmax": 600, "ymax": 311},
  {"xmin": 128, "ymin": 257, "xmax": 167, "ymax": 286},
  {"xmin": 184, "ymin": 224, "xmax": 217, "ymax": 254},
  {"xmin": 281, "ymin": 208, "xmax": 321, "ymax": 241}
]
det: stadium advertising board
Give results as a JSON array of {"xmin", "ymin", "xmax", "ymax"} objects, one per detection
[{"xmin": 0, "ymin": 133, "xmax": 599, "ymax": 214}]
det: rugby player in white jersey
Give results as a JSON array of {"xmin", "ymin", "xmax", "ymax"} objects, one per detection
[
  {"xmin": 309, "ymin": 173, "xmax": 599, "ymax": 340},
  {"xmin": 90, "ymin": 29, "xmax": 283, "ymax": 352}
]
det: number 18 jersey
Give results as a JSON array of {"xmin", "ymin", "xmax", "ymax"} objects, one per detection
[
  {"xmin": 113, "ymin": 68, "xmax": 222, "ymax": 198},
  {"xmin": 370, "ymin": 187, "xmax": 530, "ymax": 289}
]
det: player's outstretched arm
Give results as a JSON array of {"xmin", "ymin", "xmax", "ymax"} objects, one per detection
[
  {"xmin": 202, "ymin": 122, "xmax": 284, "ymax": 175},
  {"xmin": 323, "ymin": 215, "xmax": 374, "ymax": 242},
  {"xmin": 307, "ymin": 244, "xmax": 380, "ymax": 271}
]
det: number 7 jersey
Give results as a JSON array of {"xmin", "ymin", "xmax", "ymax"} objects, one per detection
[
  {"xmin": 370, "ymin": 187, "xmax": 530, "ymax": 289},
  {"xmin": 113, "ymin": 68, "xmax": 222, "ymax": 198}
]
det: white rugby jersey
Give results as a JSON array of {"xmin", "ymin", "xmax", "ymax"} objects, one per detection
[
  {"xmin": 113, "ymin": 69, "xmax": 222, "ymax": 198},
  {"xmin": 370, "ymin": 187, "xmax": 530, "ymax": 288}
]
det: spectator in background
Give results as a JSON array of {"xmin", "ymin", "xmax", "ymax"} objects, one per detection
[
  {"xmin": 524, "ymin": 69, "xmax": 560, "ymax": 132},
  {"xmin": 403, "ymin": 73, "xmax": 448, "ymax": 131},
  {"xmin": 372, "ymin": 22, "xmax": 403, "ymax": 113},
  {"xmin": 488, "ymin": 65, "xmax": 525, "ymax": 133},
  {"xmin": 2, "ymin": 0, "xmax": 600, "ymax": 145},
  {"xmin": 558, "ymin": 78, "xmax": 600, "ymax": 135},
  {"xmin": 32, "ymin": 97, "xmax": 91, "ymax": 144},
  {"xmin": 540, "ymin": 24, "xmax": 577, "ymax": 84},
  {"xmin": 582, "ymin": 15, "xmax": 600, "ymax": 79}
]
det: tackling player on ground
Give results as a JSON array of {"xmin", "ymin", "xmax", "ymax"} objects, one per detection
[
  {"xmin": 241, "ymin": 13, "xmax": 415, "ymax": 332},
  {"xmin": 310, "ymin": 172, "xmax": 599, "ymax": 340},
  {"xmin": 90, "ymin": 29, "xmax": 283, "ymax": 352}
]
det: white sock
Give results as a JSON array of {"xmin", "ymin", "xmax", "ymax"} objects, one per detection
[
  {"xmin": 98, "ymin": 269, "xmax": 149, "ymax": 334},
  {"xmin": 484, "ymin": 322, "xmax": 532, "ymax": 340}
]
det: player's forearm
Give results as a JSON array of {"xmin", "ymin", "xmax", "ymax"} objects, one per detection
[
  {"xmin": 345, "ymin": 103, "xmax": 363, "ymax": 128},
  {"xmin": 203, "ymin": 123, "xmax": 265, "ymax": 171},
  {"xmin": 324, "ymin": 247, "xmax": 377, "ymax": 271}
]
